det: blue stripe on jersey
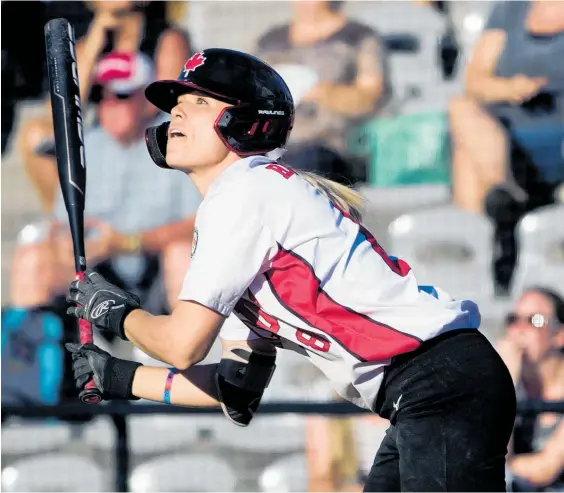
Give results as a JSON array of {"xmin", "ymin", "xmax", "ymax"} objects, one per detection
[
  {"xmin": 326, "ymin": 200, "xmax": 344, "ymax": 227},
  {"xmin": 346, "ymin": 231, "xmax": 367, "ymax": 268},
  {"xmin": 418, "ymin": 285, "xmax": 439, "ymax": 299}
]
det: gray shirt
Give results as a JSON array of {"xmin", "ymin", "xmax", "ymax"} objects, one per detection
[
  {"xmin": 255, "ymin": 20, "xmax": 390, "ymax": 155},
  {"xmin": 54, "ymin": 114, "xmax": 202, "ymax": 283},
  {"xmin": 486, "ymin": 0, "xmax": 564, "ymax": 122},
  {"xmin": 487, "ymin": 1, "xmax": 564, "ymax": 86}
]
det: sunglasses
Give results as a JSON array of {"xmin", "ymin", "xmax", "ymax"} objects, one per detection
[
  {"xmin": 105, "ymin": 92, "xmax": 135, "ymax": 101},
  {"xmin": 505, "ymin": 313, "xmax": 548, "ymax": 328}
]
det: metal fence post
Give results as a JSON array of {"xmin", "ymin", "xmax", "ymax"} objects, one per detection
[{"xmin": 112, "ymin": 414, "xmax": 129, "ymax": 492}]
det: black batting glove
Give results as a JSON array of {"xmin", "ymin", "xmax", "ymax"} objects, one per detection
[
  {"xmin": 66, "ymin": 269, "xmax": 141, "ymax": 340},
  {"xmin": 65, "ymin": 343, "xmax": 142, "ymax": 400}
]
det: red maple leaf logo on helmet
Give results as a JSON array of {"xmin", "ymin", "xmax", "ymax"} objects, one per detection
[{"xmin": 183, "ymin": 52, "xmax": 206, "ymax": 76}]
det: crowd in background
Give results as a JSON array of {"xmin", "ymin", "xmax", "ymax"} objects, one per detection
[{"xmin": 1, "ymin": 1, "xmax": 563, "ymax": 492}]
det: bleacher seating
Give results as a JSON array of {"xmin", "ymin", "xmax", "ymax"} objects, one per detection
[
  {"xmin": 387, "ymin": 204, "xmax": 496, "ymax": 301},
  {"xmin": 2, "ymin": 454, "xmax": 109, "ymax": 492},
  {"xmin": 214, "ymin": 414, "xmax": 306, "ymax": 454},
  {"xmin": 512, "ymin": 205, "xmax": 564, "ymax": 297},
  {"xmin": 1, "ymin": 419, "xmax": 73, "ymax": 455},
  {"xmin": 129, "ymin": 453, "xmax": 237, "ymax": 492},
  {"xmin": 258, "ymin": 453, "xmax": 308, "ymax": 493}
]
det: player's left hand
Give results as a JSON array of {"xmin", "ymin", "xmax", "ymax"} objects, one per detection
[
  {"xmin": 66, "ymin": 269, "xmax": 141, "ymax": 340},
  {"xmin": 65, "ymin": 342, "xmax": 142, "ymax": 400}
]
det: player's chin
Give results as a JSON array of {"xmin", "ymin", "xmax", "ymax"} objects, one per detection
[{"xmin": 165, "ymin": 148, "xmax": 191, "ymax": 171}]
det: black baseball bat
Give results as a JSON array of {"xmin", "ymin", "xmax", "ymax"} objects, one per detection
[{"xmin": 45, "ymin": 18, "xmax": 102, "ymax": 404}]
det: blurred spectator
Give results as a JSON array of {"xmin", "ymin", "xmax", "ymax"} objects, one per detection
[
  {"xmin": 449, "ymin": 0, "xmax": 564, "ymax": 294},
  {"xmin": 17, "ymin": 0, "xmax": 191, "ymax": 213},
  {"xmin": 413, "ymin": 1, "xmax": 460, "ymax": 80},
  {"xmin": 305, "ymin": 414, "xmax": 359, "ymax": 492},
  {"xmin": 496, "ymin": 287, "xmax": 564, "ymax": 491},
  {"xmin": 1, "ymin": 1, "xmax": 48, "ymax": 155},
  {"xmin": 254, "ymin": 0, "xmax": 390, "ymax": 185},
  {"xmin": 353, "ymin": 416, "xmax": 392, "ymax": 491},
  {"xmin": 305, "ymin": 396, "xmax": 390, "ymax": 492},
  {"xmin": 4, "ymin": 52, "xmax": 200, "ymax": 404}
]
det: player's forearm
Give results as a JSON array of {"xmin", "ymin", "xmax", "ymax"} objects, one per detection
[
  {"xmin": 124, "ymin": 309, "xmax": 181, "ymax": 366},
  {"xmin": 139, "ymin": 216, "xmax": 196, "ymax": 254},
  {"xmin": 315, "ymin": 82, "xmax": 383, "ymax": 116},
  {"xmin": 132, "ymin": 364, "xmax": 220, "ymax": 406},
  {"xmin": 124, "ymin": 308, "xmax": 212, "ymax": 369}
]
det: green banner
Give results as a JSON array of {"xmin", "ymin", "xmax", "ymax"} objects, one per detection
[{"xmin": 350, "ymin": 110, "xmax": 451, "ymax": 188}]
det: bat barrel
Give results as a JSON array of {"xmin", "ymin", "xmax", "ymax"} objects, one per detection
[{"xmin": 45, "ymin": 18, "xmax": 87, "ymax": 273}]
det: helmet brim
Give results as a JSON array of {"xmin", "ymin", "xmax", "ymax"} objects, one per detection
[{"xmin": 145, "ymin": 80, "xmax": 238, "ymax": 113}]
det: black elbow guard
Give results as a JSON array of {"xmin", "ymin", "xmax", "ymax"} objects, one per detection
[{"xmin": 215, "ymin": 345, "xmax": 276, "ymax": 427}]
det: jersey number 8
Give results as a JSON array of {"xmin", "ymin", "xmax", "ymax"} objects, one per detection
[{"xmin": 237, "ymin": 299, "xmax": 331, "ymax": 353}]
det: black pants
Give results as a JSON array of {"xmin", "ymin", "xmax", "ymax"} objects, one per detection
[{"xmin": 364, "ymin": 329, "xmax": 516, "ymax": 492}]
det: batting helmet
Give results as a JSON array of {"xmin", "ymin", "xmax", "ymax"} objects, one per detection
[{"xmin": 144, "ymin": 48, "xmax": 295, "ymax": 169}]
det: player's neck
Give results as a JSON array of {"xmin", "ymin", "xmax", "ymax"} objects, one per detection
[{"xmin": 185, "ymin": 153, "xmax": 241, "ymax": 197}]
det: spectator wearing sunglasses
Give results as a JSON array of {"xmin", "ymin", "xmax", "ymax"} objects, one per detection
[{"xmin": 496, "ymin": 286, "xmax": 564, "ymax": 491}]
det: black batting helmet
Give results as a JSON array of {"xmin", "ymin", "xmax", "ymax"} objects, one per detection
[{"xmin": 144, "ymin": 48, "xmax": 295, "ymax": 169}]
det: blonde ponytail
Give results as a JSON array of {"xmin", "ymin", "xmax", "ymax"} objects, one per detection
[{"xmin": 294, "ymin": 170, "xmax": 365, "ymax": 222}]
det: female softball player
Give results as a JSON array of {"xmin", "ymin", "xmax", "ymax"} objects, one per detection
[{"xmin": 65, "ymin": 48, "xmax": 516, "ymax": 491}]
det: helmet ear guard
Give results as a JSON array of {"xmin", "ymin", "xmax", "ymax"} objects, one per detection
[{"xmin": 145, "ymin": 121, "xmax": 171, "ymax": 169}]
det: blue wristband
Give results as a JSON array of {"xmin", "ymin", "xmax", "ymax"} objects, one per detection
[{"xmin": 163, "ymin": 368, "xmax": 179, "ymax": 404}]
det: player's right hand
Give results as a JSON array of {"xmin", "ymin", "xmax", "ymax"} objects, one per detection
[{"xmin": 66, "ymin": 269, "xmax": 141, "ymax": 341}]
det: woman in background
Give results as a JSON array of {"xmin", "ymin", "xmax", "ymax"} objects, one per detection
[
  {"xmin": 496, "ymin": 287, "xmax": 564, "ymax": 491},
  {"xmin": 449, "ymin": 0, "xmax": 564, "ymax": 294},
  {"xmin": 254, "ymin": 0, "xmax": 390, "ymax": 185}
]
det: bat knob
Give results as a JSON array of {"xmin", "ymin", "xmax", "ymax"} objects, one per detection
[{"xmin": 79, "ymin": 387, "xmax": 103, "ymax": 405}]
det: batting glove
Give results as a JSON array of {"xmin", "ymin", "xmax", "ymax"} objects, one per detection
[
  {"xmin": 66, "ymin": 269, "xmax": 141, "ymax": 340},
  {"xmin": 65, "ymin": 343, "xmax": 142, "ymax": 400}
]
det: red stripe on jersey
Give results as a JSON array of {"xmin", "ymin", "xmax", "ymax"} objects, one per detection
[
  {"xmin": 266, "ymin": 247, "xmax": 422, "ymax": 362},
  {"xmin": 335, "ymin": 204, "xmax": 411, "ymax": 277},
  {"xmin": 359, "ymin": 226, "xmax": 411, "ymax": 277}
]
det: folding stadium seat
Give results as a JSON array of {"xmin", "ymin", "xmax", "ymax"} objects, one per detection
[
  {"xmin": 1, "ymin": 419, "xmax": 72, "ymax": 455},
  {"xmin": 388, "ymin": 205, "xmax": 496, "ymax": 301},
  {"xmin": 350, "ymin": 1, "xmax": 446, "ymax": 98},
  {"xmin": 129, "ymin": 453, "xmax": 237, "ymax": 492},
  {"xmin": 81, "ymin": 416, "xmax": 115, "ymax": 453},
  {"xmin": 1, "ymin": 454, "xmax": 108, "ymax": 492},
  {"xmin": 127, "ymin": 414, "xmax": 225, "ymax": 455},
  {"xmin": 213, "ymin": 414, "xmax": 306, "ymax": 454},
  {"xmin": 512, "ymin": 205, "xmax": 564, "ymax": 297},
  {"xmin": 259, "ymin": 453, "xmax": 308, "ymax": 492}
]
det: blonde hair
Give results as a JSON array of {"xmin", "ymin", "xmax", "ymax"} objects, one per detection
[{"xmin": 294, "ymin": 170, "xmax": 365, "ymax": 222}]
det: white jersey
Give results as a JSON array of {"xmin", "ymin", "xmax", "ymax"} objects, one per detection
[{"xmin": 179, "ymin": 156, "xmax": 481, "ymax": 411}]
